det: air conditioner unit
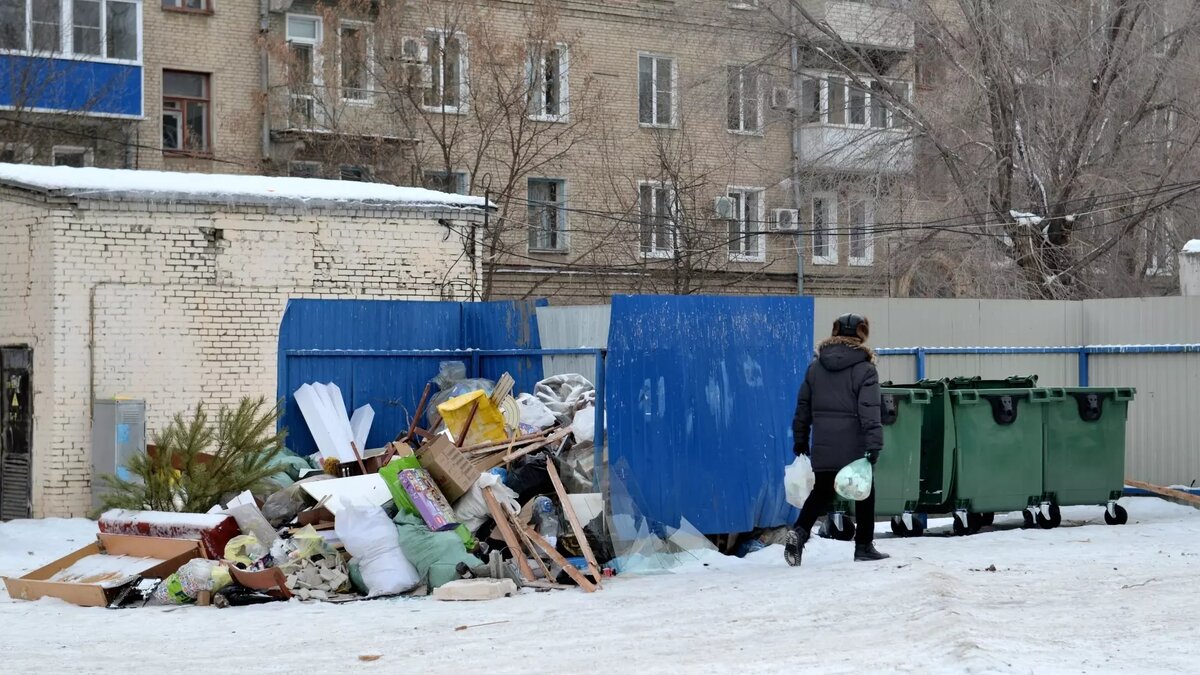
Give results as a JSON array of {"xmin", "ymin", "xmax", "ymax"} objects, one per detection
[
  {"xmin": 772, "ymin": 208, "xmax": 799, "ymax": 232},
  {"xmin": 400, "ymin": 36, "xmax": 429, "ymax": 64},
  {"xmin": 771, "ymin": 86, "xmax": 797, "ymax": 111},
  {"xmin": 714, "ymin": 196, "xmax": 736, "ymax": 220}
]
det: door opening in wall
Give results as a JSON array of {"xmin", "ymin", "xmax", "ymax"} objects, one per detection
[{"xmin": 1, "ymin": 346, "xmax": 33, "ymax": 521}]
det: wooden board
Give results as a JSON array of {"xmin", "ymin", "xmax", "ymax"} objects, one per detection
[
  {"xmin": 482, "ymin": 487, "xmax": 537, "ymax": 583},
  {"xmin": 545, "ymin": 460, "xmax": 603, "ymax": 583},
  {"xmin": 508, "ymin": 509, "xmax": 555, "ymax": 583},
  {"xmin": 521, "ymin": 526, "xmax": 598, "ymax": 593},
  {"xmin": 502, "ymin": 427, "xmax": 572, "ymax": 463},
  {"xmin": 1126, "ymin": 479, "xmax": 1200, "ymax": 508}
]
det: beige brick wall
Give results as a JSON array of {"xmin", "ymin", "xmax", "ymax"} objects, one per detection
[{"xmin": 0, "ymin": 188, "xmax": 480, "ymax": 517}]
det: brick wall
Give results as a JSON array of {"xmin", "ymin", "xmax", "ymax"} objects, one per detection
[{"xmin": 1, "ymin": 188, "xmax": 479, "ymax": 517}]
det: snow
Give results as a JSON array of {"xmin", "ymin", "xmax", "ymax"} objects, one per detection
[
  {"xmin": 3, "ymin": 498, "xmax": 1200, "ymax": 672},
  {"xmin": 0, "ymin": 163, "xmax": 488, "ymax": 209},
  {"xmin": 47, "ymin": 554, "xmax": 164, "ymax": 589},
  {"xmin": 99, "ymin": 509, "xmax": 231, "ymax": 528},
  {"xmin": 1183, "ymin": 239, "xmax": 1200, "ymax": 254}
]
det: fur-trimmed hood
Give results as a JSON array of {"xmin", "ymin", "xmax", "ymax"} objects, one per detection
[{"xmin": 814, "ymin": 335, "xmax": 877, "ymax": 371}]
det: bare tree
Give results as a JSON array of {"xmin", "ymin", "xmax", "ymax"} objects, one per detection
[{"xmin": 778, "ymin": 0, "xmax": 1200, "ymax": 299}]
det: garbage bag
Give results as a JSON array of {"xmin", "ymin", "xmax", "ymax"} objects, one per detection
[
  {"xmin": 433, "ymin": 361, "xmax": 468, "ymax": 391},
  {"xmin": 516, "ymin": 393, "xmax": 557, "ymax": 429},
  {"xmin": 261, "ymin": 483, "xmax": 309, "ymax": 528},
  {"xmin": 784, "ymin": 455, "xmax": 816, "ymax": 508},
  {"xmin": 454, "ymin": 473, "xmax": 520, "ymax": 533},
  {"xmin": 154, "ymin": 559, "xmax": 233, "ymax": 604},
  {"xmin": 535, "ymin": 374, "xmax": 595, "ymax": 425},
  {"xmin": 393, "ymin": 512, "xmax": 483, "ymax": 590},
  {"xmin": 834, "ymin": 458, "xmax": 874, "ymax": 501},
  {"xmin": 225, "ymin": 534, "xmax": 268, "ymax": 568},
  {"xmin": 335, "ymin": 503, "xmax": 420, "ymax": 596},
  {"xmin": 504, "ymin": 452, "xmax": 553, "ymax": 506},
  {"xmin": 572, "ymin": 406, "xmax": 596, "ymax": 443}
]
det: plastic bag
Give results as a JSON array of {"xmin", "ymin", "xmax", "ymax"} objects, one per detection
[
  {"xmin": 335, "ymin": 503, "xmax": 420, "ymax": 596},
  {"xmin": 225, "ymin": 534, "xmax": 268, "ymax": 568},
  {"xmin": 393, "ymin": 512, "xmax": 484, "ymax": 590},
  {"xmin": 535, "ymin": 374, "xmax": 595, "ymax": 424},
  {"xmin": 453, "ymin": 473, "xmax": 519, "ymax": 533},
  {"xmin": 834, "ymin": 458, "xmax": 874, "ymax": 501},
  {"xmin": 154, "ymin": 559, "xmax": 232, "ymax": 604},
  {"xmin": 784, "ymin": 455, "xmax": 816, "ymax": 508},
  {"xmin": 516, "ymin": 393, "xmax": 557, "ymax": 429},
  {"xmin": 572, "ymin": 406, "xmax": 596, "ymax": 443},
  {"xmin": 433, "ymin": 361, "xmax": 467, "ymax": 390}
]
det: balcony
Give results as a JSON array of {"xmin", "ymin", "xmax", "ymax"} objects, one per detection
[
  {"xmin": 797, "ymin": 0, "xmax": 914, "ymax": 52},
  {"xmin": 796, "ymin": 124, "xmax": 913, "ymax": 174}
]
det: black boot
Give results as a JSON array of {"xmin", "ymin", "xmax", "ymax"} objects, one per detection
[
  {"xmin": 784, "ymin": 528, "xmax": 810, "ymax": 567},
  {"xmin": 854, "ymin": 543, "xmax": 890, "ymax": 562}
]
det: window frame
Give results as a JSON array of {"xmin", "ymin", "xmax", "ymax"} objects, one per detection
[
  {"xmin": 288, "ymin": 160, "xmax": 323, "ymax": 178},
  {"xmin": 727, "ymin": 64, "xmax": 762, "ymax": 135},
  {"xmin": 800, "ymin": 71, "xmax": 911, "ymax": 131},
  {"xmin": 811, "ymin": 191, "xmax": 838, "ymax": 265},
  {"xmin": 423, "ymin": 170, "xmax": 469, "ymax": 195},
  {"xmin": 161, "ymin": 0, "xmax": 211, "ymax": 16},
  {"xmin": 339, "ymin": 164, "xmax": 373, "ymax": 182},
  {"xmin": 638, "ymin": 180, "xmax": 678, "ymax": 259},
  {"xmin": 726, "ymin": 186, "xmax": 766, "ymax": 262},
  {"xmin": 526, "ymin": 42, "xmax": 569, "ymax": 123},
  {"xmin": 527, "ymin": 177, "xmax": 568, "ymax": 253},
  {"xmin": 0, "ymin": 0, "xmax": 143, "ymax": 65},
  {"xmin": 637, "ymin": 52, "xmax": 677, "ymax": 128},
  {"xmin": 161, "ymin": 68, "xmax": 211, "ymax": 156},
  {"xmin": 0, "ymin": 142, "xmax": 35, "ymax": 163},
  {"xmin": 51, "ymin": 144, "xmax": 94, "ymax": 167},
  {"xmin": 847, "ymin": 197, "xmax": 875, "ymax": 267},
  {"xmin": 423, "ymin": 28, "xmax": 469, "ymax": 114},
  {"xmin": 338, "ymin": 19, "xmax": 373, "ymax": 104},
  {"xmin": 285, "ymin": 13, "xmax": 323, "ymax": 129}
]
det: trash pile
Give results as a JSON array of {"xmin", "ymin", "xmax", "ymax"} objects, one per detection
[{"xmin": 3, "ymin": 362, "xmax": 614, "ymax": 609}]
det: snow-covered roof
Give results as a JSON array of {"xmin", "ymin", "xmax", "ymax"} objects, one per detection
[
  {"xmin": 0, "ymin": 163, "xmax": 489, "ymax": 210},
  {"xmin": 1184, "ymin": 239, "xmax": 1200, "ymax": 255}
]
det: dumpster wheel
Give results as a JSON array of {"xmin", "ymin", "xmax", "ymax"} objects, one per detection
[
  {"xmin": 824, "ymin": 515, "xmax": 856, "ymax": 541},
  {"xmin": 889, "ymin": 515, "xmax": 925, "ymax": 538},
  {"xmin": 1104, "ymin": 504, "xmax": 1128, "ymax": 526},
  {"xmin": 1036, "ymin": 504, "xmax": 1062, "ymax": 529}
]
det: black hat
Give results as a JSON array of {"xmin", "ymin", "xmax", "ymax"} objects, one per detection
[{"xmin": 833, "ymin": 313, "xmax": 870, "ymax": 341}]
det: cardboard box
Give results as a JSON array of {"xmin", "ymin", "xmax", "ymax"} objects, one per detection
[
  {"xmin": 2, "ymin": 533, "xmax": 202, "ymax": 607},
  {"xmin": 397, "ymin": 468, "xmax": 460, "ymax": 532},
  {"xmin": 98, "ymin": 509, "xmax": 240, "ymax": 559},
  {"xmin": 416, "ymin": 434, "xmax": 478, "ymax": 502}
]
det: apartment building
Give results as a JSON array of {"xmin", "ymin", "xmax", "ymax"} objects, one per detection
[{"xmin": 0, "ymin": 0, "xmax": 917, "ymax": 302}]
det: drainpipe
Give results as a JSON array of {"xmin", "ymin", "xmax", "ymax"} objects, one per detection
[
  {"xmin": 260, "ymin": 0, "xmax": 271, "ymax": 164},
  {"xmin": 790, "ymin": 2, "xmax": 805, "ymax": 296}
]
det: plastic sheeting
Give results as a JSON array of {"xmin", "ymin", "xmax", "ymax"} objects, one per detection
[{"xmin": 605, "ymin": 295, "xmax": 814, "ymax": 534}]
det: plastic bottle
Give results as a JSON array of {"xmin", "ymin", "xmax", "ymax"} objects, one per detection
[{"xmin": 534, "ymin": 496, "xmax": 559, "ymax": 548}]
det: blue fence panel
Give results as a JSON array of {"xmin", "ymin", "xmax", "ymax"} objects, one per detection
[
  {"xmin": 606, "ymin": 295, "xmax": 815, "ymax": 534},
  {"xmin": 277, "ymin": 299, "xmax": 545, "ymax": 455}
]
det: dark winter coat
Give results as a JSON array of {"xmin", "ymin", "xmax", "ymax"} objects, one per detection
[{"xmin": 792, "ymin": 337, "xmax": 884, "ymax": 472}]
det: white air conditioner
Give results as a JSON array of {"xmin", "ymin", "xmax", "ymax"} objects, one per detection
[
  {"xmin": 400, "ymin": 37, "xmax": 429, "ymax": 64},
  {"xmin": 772, "ymin": 208, "xmax": 799, "ymax": 232},
  {"xmin": 714, "ymin": 196, "xmax": 736, "ymax": 220},
  {"xmin": 771, "ymin": 86, "xmax": 797, "ymax": 111}
]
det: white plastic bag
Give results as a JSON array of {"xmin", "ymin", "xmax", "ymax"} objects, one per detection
[
  {"xmin": 784, "ymin": 455, "xmax": 816, "ymax": 508},
  {"xmin": 572, "ymin": 406, "xmax": 596, "ymax": 443},
  {"xmin": 453, "ymin": 473, "xmax": 520, "ymax": 533},
  {"xmin": 517, "ymin": 393, "xmax": 558, "ymax": 429},
  {"xmin": 835, "ymin": 458, "xmax": 874, "ymax": 501},
  {"xmin": 334, "ymin": 502, "xmax": 420, "ymax": 596}
]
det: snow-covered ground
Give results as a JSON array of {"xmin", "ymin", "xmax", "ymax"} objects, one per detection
[{"xmin": 2, "ymin": 498, "xmax": 1198, "ymax": 674}]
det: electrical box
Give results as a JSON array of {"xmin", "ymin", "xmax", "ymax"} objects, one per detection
[{"xmin": 92, "ymin": 400, "xmax": 146, "ymax": 510}]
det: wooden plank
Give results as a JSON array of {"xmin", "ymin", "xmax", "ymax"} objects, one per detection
[
  {"xmin": 545, "ymin": 460, "xmax": 602, "ymax": 583},
  {"xmin": 508, "ymin": 510, "xmax": 555, "ymax": 583},
  {"xmin": 490, "ymin": 373, "xmax": 515, "ymax": 406},
  {"xmin": 482, "ymin": 487, "xmax": 536, "ymax": 583},
  {"xmin": 522, "ymin": 525, "xmax": 597, "ymax": 593},
  {"xmin": 525, "ymin": 580, "xmax": 573, "ymax": 591},
  {"xmin": 456, "ymin": 400, "xmax": 481, "ymax": 448},
  {"xmin": 502, "ymin": 427, "xmax": 572, "ymax": 463},
  {"xmin": 461, "ymin": 428, "xmax": 554, "ymax": 454},
  {"xmin": 1126, "ymin": 479, "xmax": 1200, "ymax": 508},
  {"xmin": 396, "ymin": 382, "xmax": 433, "ymax": 443}
]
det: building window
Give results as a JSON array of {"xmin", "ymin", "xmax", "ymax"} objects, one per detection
[
  {"xmin": 287, "ymin": 15, "xmax": 322, "ymax": 128},
  {"xmin": 289, "ymin": 161, "xmax": 322, "ymax": 178},
  {"xmin": 340, "ymin": 22, "xmax": 371, "ymax": 102},
  {"xmin": 527, "ymin": 43, "xmax": 568, "ymax": 121},
  {"xmin": 162, "ymin": 70, "xmax": 210, "ymax": 153},
  {"xmin": 811, "ymin": 193, "xmax": 837, "ymax": 265},
  {"xmin": 423, "ymin": 170, "xmax": 468, "ymax": 195},
  {"xmin": 340, "ymin": 164, "xmax": 372, "ymax": 182},
  {"xmin": 727, "ymin": 187, "xmax": 765, "ymax": 261},
  {"xmin": 72, "ymin": 0, "xmax": 102, "ymax": 55},
  {"xmin": 801, "ymin": 72, "xmax": 910, "ymax": 129},
  {"xmin": 848, "ymin": 198, "xmax": 874, "ymax": 266},
  {"xmin": 727, "ymin": 65, "xmax": 761, "ymax": 133},
  {"xmin": 528, "ymin": 178, "xmax": 567, "ymax": 252},
  {"xmin": 424, "ymin": 30, "xmax": 467, "ymax": 112},
  {"xmin": 0, "ymin": 143, "xmax": 34, "ymax": 163},
  {"xmin": 639, "ymin": 182, "xmax": 676, "ymax": 257},
  {"xmin": 105, "ymin": 0, "xmax": 136, "ymax": 60},
  {"xmin": 638, "ymin": 54, "xmax": 675, "ymax": 127},
  {"xmin": 162, "ymin": 0, "xmax": 210, "ymax": 13},
  {"xmin": 31, "ymin": 0, "xmax": 61, "ymax": 53},
  {"xmin": 52, "ymin": 145, "xmax": 93, "ymax": 167}
]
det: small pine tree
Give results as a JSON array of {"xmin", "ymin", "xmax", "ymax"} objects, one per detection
[{"xmin": 96, "ymin": 397, "xmax": 288, "ymax": 514}]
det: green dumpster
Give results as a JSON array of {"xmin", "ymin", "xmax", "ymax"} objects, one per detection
[
  {"xmin": 821, "ymin": 388, "xmax": 930, "ymax": 540},
  {"xmin": 947, "ymin": 376, "xmax": 1038, "ymax": 390},
  {"xmin": 1042, "ymin": 387, "xmax": 1136, "ymax": 526},
  {"xmin": 949, "ymin": 387, "xmax": 1053, "ymax": 534}
]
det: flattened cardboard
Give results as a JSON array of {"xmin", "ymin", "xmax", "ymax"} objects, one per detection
[
  {"xmin": 2, "ymin": 534, "xmax": 202, "ymax": 607},
  {"xmin": 416, "ymin": 434, "xmax": 478, "ymax": 502}
]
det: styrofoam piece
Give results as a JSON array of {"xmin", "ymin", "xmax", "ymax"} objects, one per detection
[
  {"xmin": 298, "ymin": 475, "xmax": 392, "ymax": 515},
  {"xmin": 295, "ymin": 383, "xmax": 340, "ymax": 462},
  {"xmin": 432, "ymin": 578, "xmax": 518, "ymax": 601},
  {"xmin": 350, "ymin": 405, "xmax": 374, "ymax": 452}
]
